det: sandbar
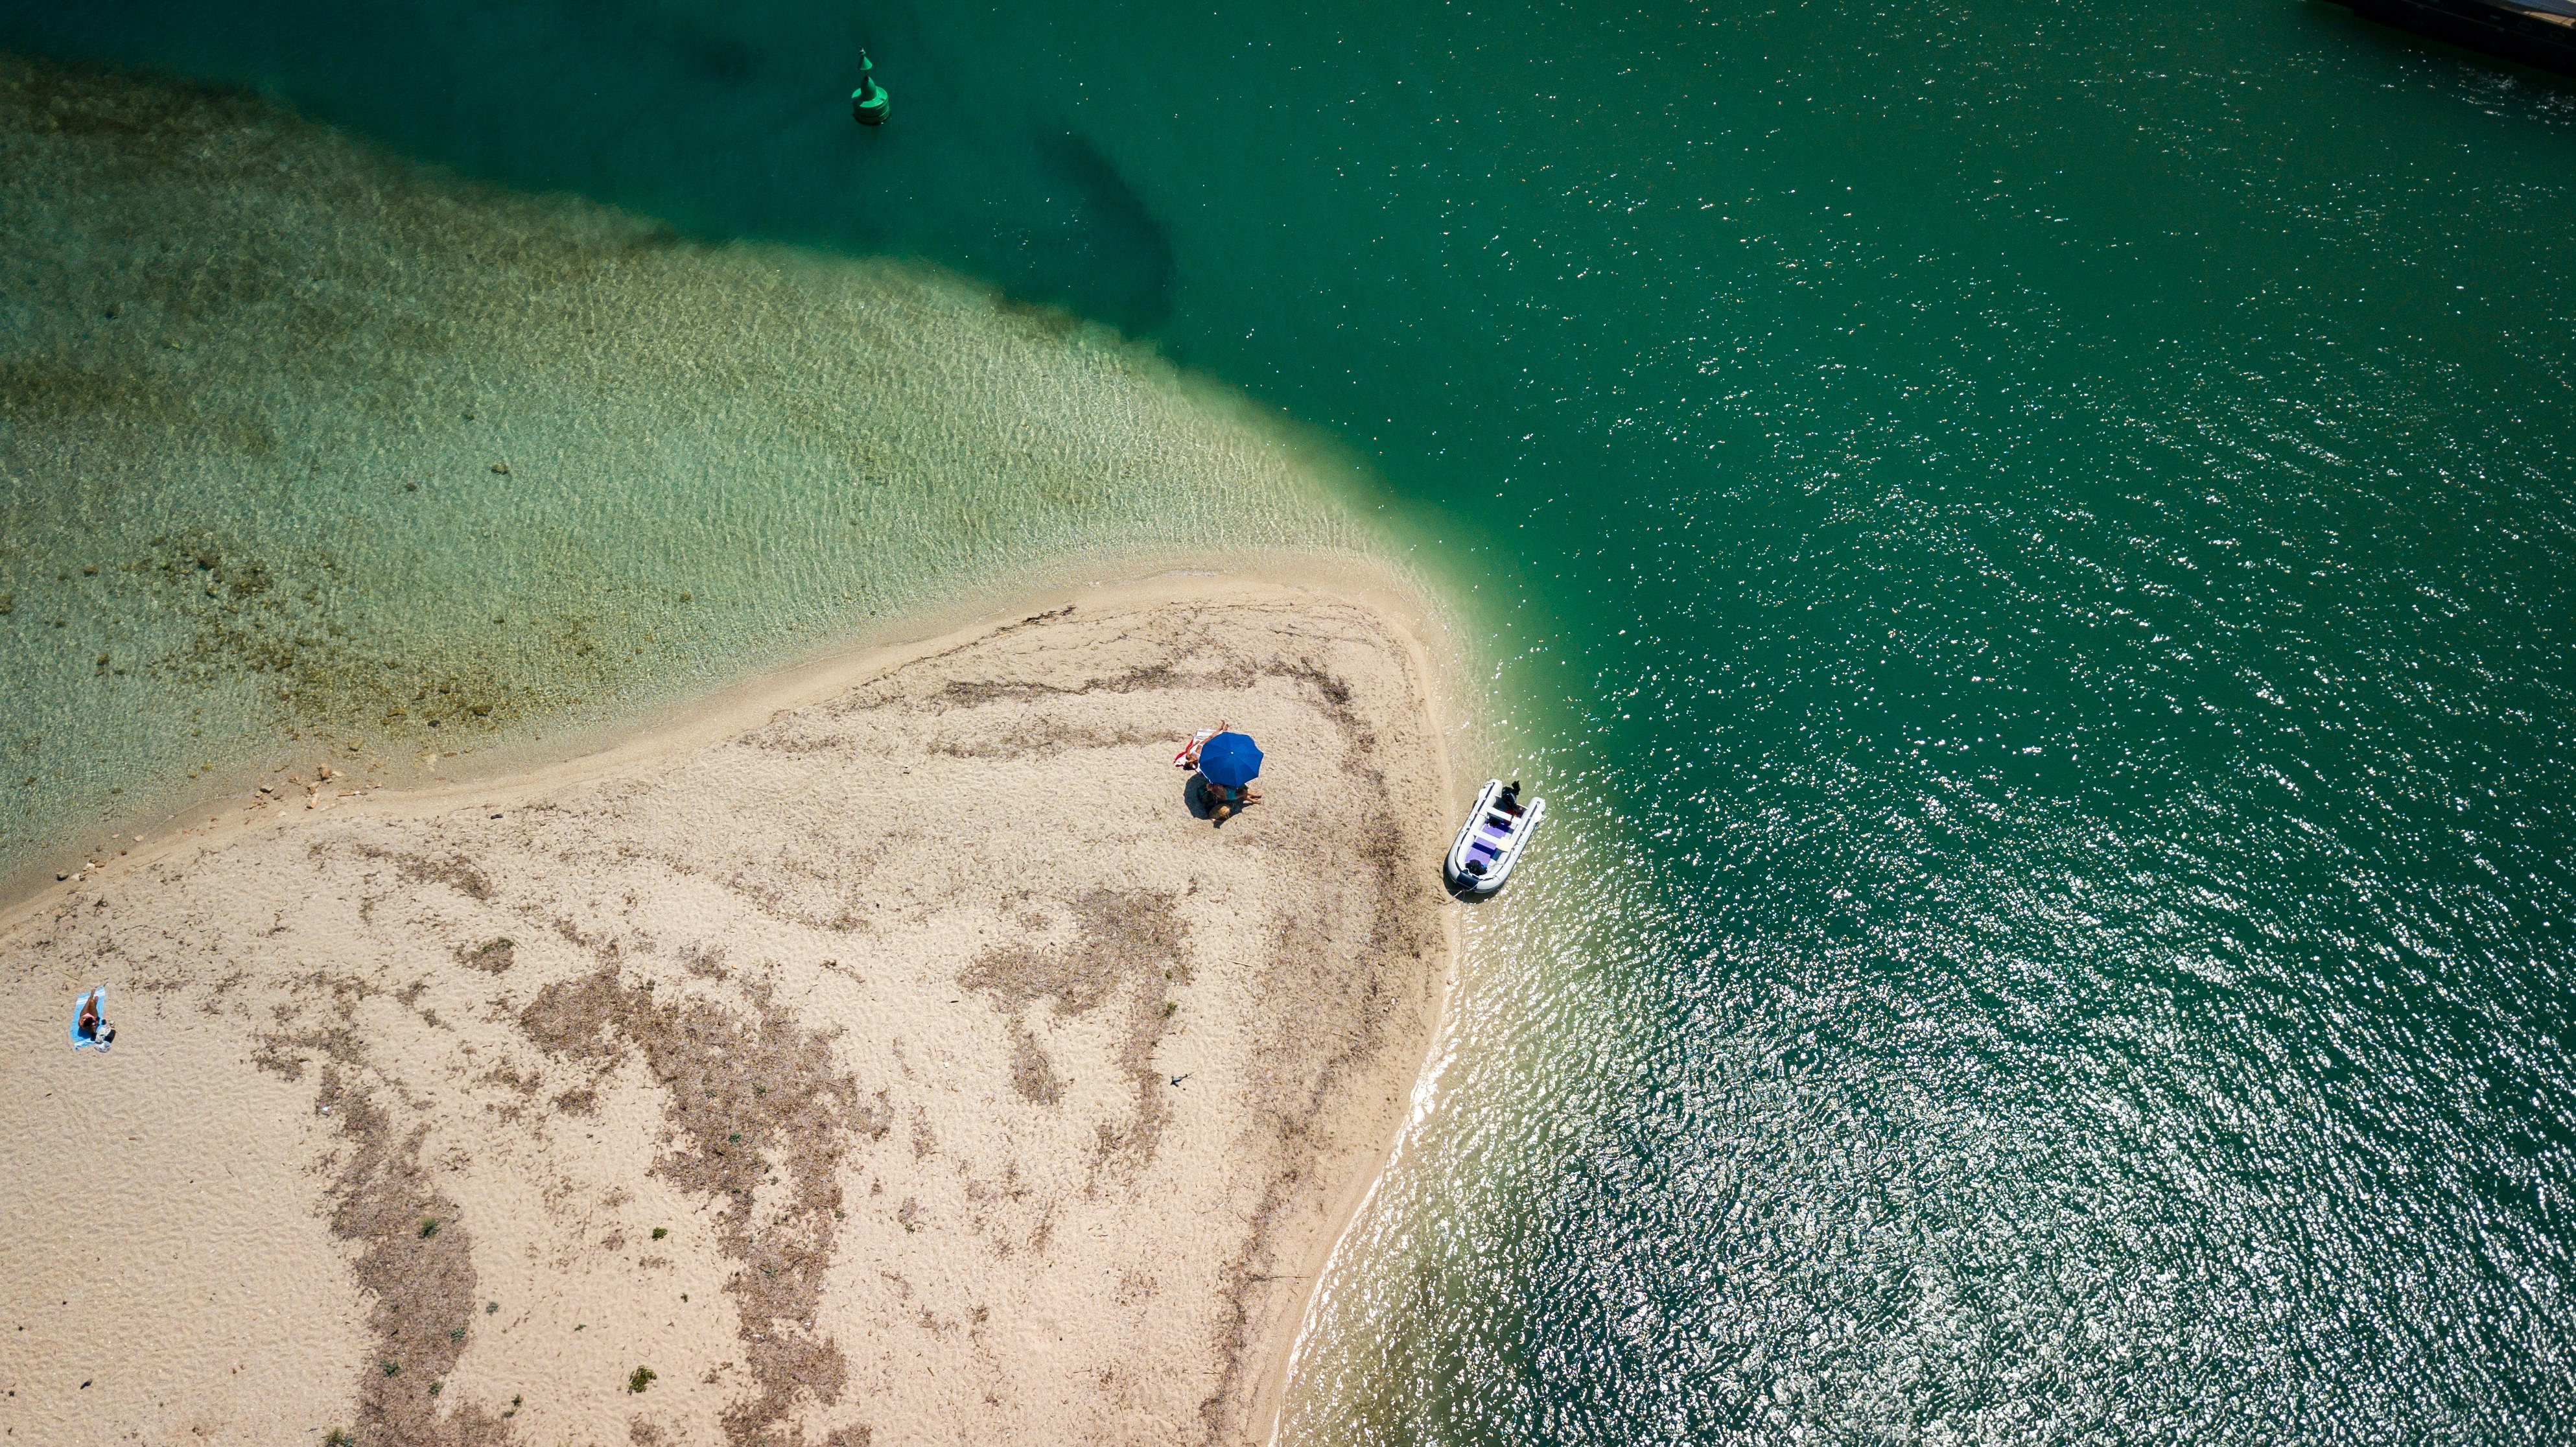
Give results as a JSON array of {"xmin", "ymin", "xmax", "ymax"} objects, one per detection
[{"xmin": 0, "ymin": 577, "xmax": 1458, "ymax": 1447}]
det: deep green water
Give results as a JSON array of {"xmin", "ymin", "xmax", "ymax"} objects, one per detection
[{"xmin": 8, "ymin": 1, "xmax": 2576, "ymax": 1441}]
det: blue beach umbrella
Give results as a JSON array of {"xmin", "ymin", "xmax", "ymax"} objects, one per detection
[{"xmin": 1197, "ymin": 731, "xmax": 1263, "ymax": 789}]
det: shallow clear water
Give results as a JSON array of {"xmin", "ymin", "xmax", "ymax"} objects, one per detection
[
  {"xmin": 0, "ymin": 60, "xmax": 1374, "ymax": 880},
  {"xmin": 6, "ymin": 1, "xmax": 2576, "ymax": 1440}
]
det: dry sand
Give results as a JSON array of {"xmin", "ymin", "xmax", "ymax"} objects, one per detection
[{"xmin": 0, "ymin": 580, "xmax": 1458, "ymax": 1447}]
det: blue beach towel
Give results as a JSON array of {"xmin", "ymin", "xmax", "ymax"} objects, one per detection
[{"xmin": 68, "ymin": 986, "xmax": 109, "ymax": 1051}]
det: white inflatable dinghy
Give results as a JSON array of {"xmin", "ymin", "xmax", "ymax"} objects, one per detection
[{"xmin": 1446, "ymin": 779, "xmax": 1543, "ymax": 895}]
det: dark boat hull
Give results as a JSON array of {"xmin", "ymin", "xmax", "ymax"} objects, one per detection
[{"xmin": 2330, "ymin": 0, "xmax": 2576, "ymax": 77}]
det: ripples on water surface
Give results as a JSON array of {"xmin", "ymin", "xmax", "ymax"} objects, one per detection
[
  {"xmin": 5, "ymin": 0, "xmax": 2575, "ymax": 1440},
  {"xmin": 0, "ymin": 62, "xmax": 1366, "ymax": 882}
]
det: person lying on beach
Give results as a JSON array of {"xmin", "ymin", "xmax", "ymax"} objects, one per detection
[
  {"xmin": 1173, "ymin": 724, "xmax": 1223, "ymax": 771},
  {"xmin": 76, "ymin": 991, "xmax": 113, "ymax": 1048}
]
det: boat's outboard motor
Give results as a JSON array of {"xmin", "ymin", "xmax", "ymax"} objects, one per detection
[{"xmin": 850, "ymin": 51, "xmax": 891, "ymax": 126}]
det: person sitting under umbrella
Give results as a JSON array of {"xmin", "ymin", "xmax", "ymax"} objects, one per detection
[{"xmin": 1186, "ymin": 729, "xmax": 1264, "ymax": 822}]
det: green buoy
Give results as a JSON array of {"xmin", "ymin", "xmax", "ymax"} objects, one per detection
[{"xmin": 850, "ymin": 51, "xmax": 889, "ymax": 126}]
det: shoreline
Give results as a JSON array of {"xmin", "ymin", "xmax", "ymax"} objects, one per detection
[
  {"xmin": 1, "ymin": 54, "xmax": 1401, "ymax": 910},
  {"xmin": 0, "ymin": 548, "xmax": 1454, "ymax": 915},
  {"xmin": 1247, "ymin": 942, "xmax": 1458, "ymax": 1446},
  {"xmin": 0, "ymin": 569, "xmax": 1469, "ymax": 1446}
]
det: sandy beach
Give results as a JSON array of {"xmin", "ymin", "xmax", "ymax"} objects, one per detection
[{"xmin": 0, "ymin": 578, "xmax": 1458, "ymax": 1447}]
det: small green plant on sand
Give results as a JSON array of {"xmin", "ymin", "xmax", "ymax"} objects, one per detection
[
  {"xmin": 325, "ymin": 1430, "xmax": 351, "ymax": 1446},
  {"xmin": 628, "ymin": 1366, "xmax": 657, "ymax": 1394},
  {"xmin": 417, "ymin": 1218, "xmax": 439, "ymax": 1238},
  {"xmin": 651, "ymin": 1227, "xmax": 668, "ymax": 1240},
  {"xmin": 485, "ymin": 1301, "xmax": 499, "ymax": 1314},
  {"xmin": 381, "ymin": 1360, "xmax": 400, "ymax": 1376}
]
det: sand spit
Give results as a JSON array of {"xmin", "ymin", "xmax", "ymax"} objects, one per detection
[{"xmin": 0, "ymin": 585, "xmax": 1457, "ymax": 1447}]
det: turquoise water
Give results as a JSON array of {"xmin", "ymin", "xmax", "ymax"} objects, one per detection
[
  {"xmin": 8, "ymin": 1, "xmax": 2576, "ymax": 1440},
  {"xmin": 0, "ymin": 58, "xmax": 1379, "ymax": 882}
]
